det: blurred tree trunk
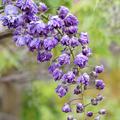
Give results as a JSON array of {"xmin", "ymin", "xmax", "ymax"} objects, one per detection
[{"xmin": 1, "ymin": 82, "xmax": 21, "ymax": 120}]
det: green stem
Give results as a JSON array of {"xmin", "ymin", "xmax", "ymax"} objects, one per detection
[
  {"xmin": 41, "ymin": 14, "xmax": 49, "ymax": 20},
  {"xmin": 68, "ymin": 46, "xmax": 75, "ymax": 60},
  {"xmin": 81, "ymin": 84, "xmax": 86, "ymax": 120},
  {"xmin": 68, "ymin": 98, "xmax": 82, "ymax": 104}
]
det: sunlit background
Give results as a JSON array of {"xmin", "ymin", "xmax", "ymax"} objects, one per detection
[{"xmin": 0, "ymin": 0, "xmax": 120, "ymax": 120}]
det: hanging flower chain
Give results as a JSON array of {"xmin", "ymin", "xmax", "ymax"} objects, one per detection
[{"xmin": 1, "ymin": 0, "xmax": 106, "ymax": 119}]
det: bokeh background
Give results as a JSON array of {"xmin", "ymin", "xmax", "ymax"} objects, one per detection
[{"xmin": 0, "ymin": 0, "xmax": 120, "ymax": 120}]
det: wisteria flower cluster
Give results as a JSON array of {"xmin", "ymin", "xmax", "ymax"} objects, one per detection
[{"xmin": 1, "ymin": 0, "xmax": 106, "ymax": 119}]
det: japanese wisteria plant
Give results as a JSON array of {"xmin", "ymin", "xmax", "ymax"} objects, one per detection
[{"xmin": 1, "ymin": 0, "xmax": 106, "ymax": 119}]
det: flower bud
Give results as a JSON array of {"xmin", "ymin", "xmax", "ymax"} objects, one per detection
[
  {"xmin": 91, "ymin": 98, "xmax": 98, "ymax": 106},
  {"xmin": 87, "ymin": 111, "xmax": 93, "ymax": 117},
  {"xmin": 98, "ymin": 109, "xmax": 106, "ymax": 115},
  {"xmin": 62, "ymin": 103, "xmax": 71, "ymax": 113}
]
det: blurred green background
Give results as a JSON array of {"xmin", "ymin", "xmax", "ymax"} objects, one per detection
[{"xmin": 0, "ymin": 0, "xmax": 120, "ymax": 120}]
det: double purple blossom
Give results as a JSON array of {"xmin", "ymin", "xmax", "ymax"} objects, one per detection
[
  {"xmin": 74, "ymin": 53, "xmax": 88, "ymax": 68},
  {"xmin": 56, "ymin": 85, "xmax": 68, "ymax": 97}
]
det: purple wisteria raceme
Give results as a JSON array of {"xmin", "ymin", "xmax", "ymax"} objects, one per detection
[{"xmin": 1, "ymin": 2, "xmax": 106, "ymax": 120}]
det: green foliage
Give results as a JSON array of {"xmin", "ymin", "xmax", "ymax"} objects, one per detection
[
  {"xmin": 21, "ymin": 81, "xmax": 120, "ymax": 120},
  {"xmin": 21, "ymin": 81, "xmax": 67, "ymax": 120},
  {"xmin": 36, "ymin": 0, "xmax": 72, "ymax": 13},
  {"xmin": 0, "ymin": 49, "xmax": 19, "ymax": 75}
]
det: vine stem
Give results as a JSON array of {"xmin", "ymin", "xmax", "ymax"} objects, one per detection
[
  {"xmin": 68, "ymin": 98, "xmax": 82, "ymax": 104},
  {"xmin": 81, "ymin": 84, "xmax": 86, "ymax": 120},
  {"xmin": 68, "ymin": 46, "xmax": 75, "ymax": 60}
]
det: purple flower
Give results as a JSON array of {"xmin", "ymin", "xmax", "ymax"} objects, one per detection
[
  {"xmin": 16, "ymin": 0, "xmax": 24, "ymax": 8},
  {"xmin": 82, "ymin": 47, "xmax": 92, "ymax": 57},
  {"xmin": 74, "ymin": 85, "xmax": 81, "ymax": 95},
  {"xmin": 62, "ymin": 103, "xmax": 71, "ymax": 113},
  {"xmin": 58, "ymin": 53, "xmax": 70, "ymax": 66},
  {"xmin": 5, "ymin": 5, "xmax": 19, "ymax": 15},
  {"xmin": 63, "ymin": 26, "xmax": 78, "ymax": 35},
  {"xmin": 79, "ymin": 32, "xmax": 89, "ymax": 45},
  {"xmin": 87, "ymin": 112, "xmax": 93, "ymax": 117},
  {"xmin": 2, "ymin": 0, "xmax": 12, "ymax": 5},
  {"xmin": 76, "ymin": 103, "xmax": 84, "ymax": 113},
  {"xmin": 91, "ymin": 98, "xmax": 98, "ymax": 106},
  {"xmin": 38, "ymin": 2, "xmax": 48, "ymax": 13},
  {"xmin": 62, "ymin": 71, "xmax": 75, "ymax": 83},
  {"xmin": 48, "ymin": 16, "xmax": 64, "ymax": 29},
  {"xmin": 48, "ymin": 63, "xmax": 60, "ymax": 74},
  {"xmin": 52, "ymin": 69, "xmax": 63, "ymax": 81},
  {"xmin": 57, "ymin": 6, "xmax": 69, "ymax": 19},
  {"xmin": 64, "ymin": 14, "xmax": 79, "ymax": 27},
  {"xmin": 24, "ymin": 34, "xmax": 33, "ymax": 45},
  {"xmin": 67, "ymin": 115, "xmax": 74, "ymax": 120},
  {"xmin": 28, "ymin": 38, "xmax": 42, "ymax": 51},
  {"xmin": 74, "ymin": 53, "xmax": 88, "ymax": 68},
  {"xmin": 44, "ymin": 37, "xmax": 58, "ymax": 51},
  {"xmin": 13, "ymin": 35, "xmax": 26, "ymax": 46},
  {"xmin": 28, "ymin": 21, "xmax": 46, "ymax": 36},
  {"xmin": 18, "ymin": 13, "xmax": 39, "ymax": 25},
  {"xmin": 61, "ymin": 35, "xmax": 70, "ymax": 46},
  {"xmin": 96, "ymin": 94, "xmax": 104, "ymax": 101},
  {"xmin": 77, "ymin": 73, "xmax": 90, "ymax": 86},
  {"xmin": 56, "ymin": 85, "xmax": 68, "ymax": 97},
  {"xmin": 95, "ymin": 79, "xmax": 105, "ymax": 90},
  {"xmin": 69, "ymin": 37, "xmax": 79, "ymax": 48},
  {"xmin": 37, "ymin": 51, "xmax": 52, "ymax": 62},
  {"xmin": 94, "ymin": 65, "xmax": 104, "ymax": 74},
  {"xmin": 16, "ymin": 0, "xmax": 38, "ymax": 14},
  {"xmin": 73, "ymin": 67, "xmax": 79, "ymax": 76},
  {"xmin": 98, "ymin": 109, "xmax": 106, "ymax": 115},
  {"xmin": 1, "ymin": 15, "xmax": 18, "ymax": 29}
]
